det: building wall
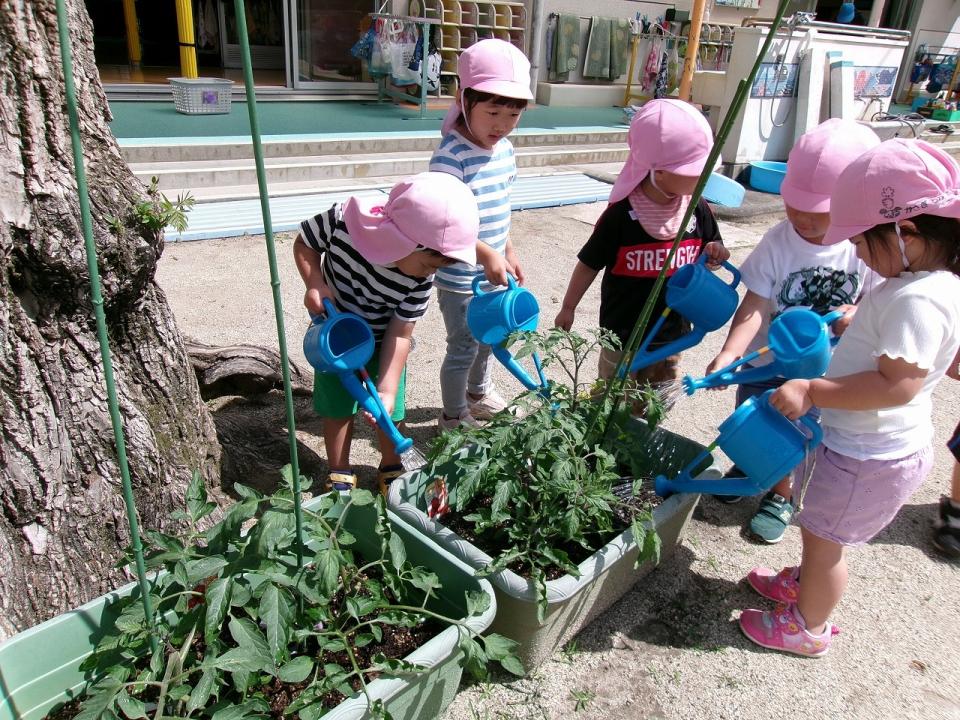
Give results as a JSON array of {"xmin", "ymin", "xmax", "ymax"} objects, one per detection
[{"xmin": 894, "ymin": 0, "xmax": 960, "ymax": 102}]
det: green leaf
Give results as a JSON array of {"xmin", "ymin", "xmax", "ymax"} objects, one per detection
[
  {"xmin": 186, "ymin": 669, "xmax": 217, "ymax": 714},
  {"xmin": 348, "ymin": 488, "xmax": 375, "ymax": 506},
  {"xmin": 465, "ymin": 590, "xmax": 491, "ymax": 618},
  {"xmin": 481, "ymin": 633, "xmax": 518, "ymax": 661},
  {"xmin": 212, "ymin": 647, "xmax": 268, "ymax": 673},
  {"xmin": 209, "ymin": 698, "xmax": 270, "ymax": 720},
  {"xmin": 186, "ymin": 470, "xmax": 217, "ymax": 522},
  {"xmin": 233, "ymin": 483, "xmax": 262, "ymax": 500},
  {"xmin": 115, "ymin": 690, "xmax": 147, "ymax": 719},
  {"xmin": 277, "ymin": 655, "xmax": 314, "ymax": 683},
  {"xmin": 186, "ymin": 556, "xmax": 229, "ymax": 585},
  {"xmin": 387, "ymin": 531, "xmax": 406, "ymax": 571},
  {"xmin": 258, "ymin": 583, "xmax": 288, "ymax": 661},
  {"xmin": 228, "ymin": 617, "xmax": 272, "ymax": 662},
  {"xmin": 499, "ymin": 654, "xmax": 526, "ymax": 676},
  {"xmin": 314, "ymin": 547, "xmax": 341, "ymax": 596},
  {"xmin": 490, "ymin": 480, "xmax": 512, "ymax": 517},
  {"xmin": 73, "ymin": 677, "xmax": 123, "ymax": 720},
  {"xmin": 204, "ymin": 578, "xmax": 232, "ymax": 645}
]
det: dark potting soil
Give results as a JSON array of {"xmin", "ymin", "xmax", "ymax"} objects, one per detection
[
  {"xmin": 43, "ymin": 569, "xmax": 443, "ymax": 720},
  {"xmin": 439, "ymin": 479, "xmax": 662, "ymax": 581}
]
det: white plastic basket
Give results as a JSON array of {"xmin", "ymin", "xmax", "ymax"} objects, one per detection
[{"xmin": 169, "ymin": 77, "xmax": 234, "ymax": 115}]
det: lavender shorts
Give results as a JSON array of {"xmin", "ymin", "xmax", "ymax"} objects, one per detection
[{"xmin": 794, "ymin": 444, "xmax": 933, "ymax": 547}]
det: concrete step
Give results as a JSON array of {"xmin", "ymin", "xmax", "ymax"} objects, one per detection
[
  {"xmin": 133, "ymin": 143, "xmax": 630, "ymax": 195},
  {"xmin": 119, "ymin": 128, "xmax": 628, "ymax": 164}
]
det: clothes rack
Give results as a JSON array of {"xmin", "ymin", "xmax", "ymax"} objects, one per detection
[{"xmin": 371, "ymin": 2, "xmax": 440, "ymax": 118}]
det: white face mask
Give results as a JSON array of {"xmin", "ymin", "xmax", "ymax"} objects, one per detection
[
  {"xmin": 893, "ymin": 223, "xmax": 911, "ymax": 270},
  {"xmin": 648, "ymin": 170, "xmax": 678, "ymax": 200}
]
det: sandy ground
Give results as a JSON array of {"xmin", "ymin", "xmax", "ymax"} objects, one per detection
[{"xmin": 156, "ymin": 203, "xmax": 960, "ymax": 720}]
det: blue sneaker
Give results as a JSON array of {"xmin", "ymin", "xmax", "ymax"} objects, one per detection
[{"xmin": 749, "ymin": 492, "xmax": 794, "ymax": 544}]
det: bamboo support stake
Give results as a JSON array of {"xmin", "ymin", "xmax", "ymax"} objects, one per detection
[{"xmin": 678, "ymin": 0, "xmax": 708, "ymax": 101}]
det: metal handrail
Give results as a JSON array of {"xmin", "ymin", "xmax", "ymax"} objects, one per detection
[{"xmin": 742, "ymin": 17, "xmax": 912, "ymax": 41}]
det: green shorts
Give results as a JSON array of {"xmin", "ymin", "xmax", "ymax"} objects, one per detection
[{"xmin": 312, "ymin": 351, "xmax": 406, "ymax": 422}]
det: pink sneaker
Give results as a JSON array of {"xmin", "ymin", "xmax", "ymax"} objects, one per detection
[
  {"xmin": 747, "ymin": 566, "xmax": 800, "ymax": 603},
  {"xmin": 739, "ymin": 602, "xmax": 838, "ymax": 658}
]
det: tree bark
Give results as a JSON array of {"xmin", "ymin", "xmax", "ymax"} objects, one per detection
[{"xmin": 0, "ymin": 0, "xmax": 222, "ymax": 639}]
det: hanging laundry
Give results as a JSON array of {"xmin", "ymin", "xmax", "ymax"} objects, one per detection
[
  {"xmin": 583, "ymin": 17, "xmax": 611, "ymax": 79},
  {"xmin": 641, "ymin": 36, "xmax": 662, "ymax": 95},
  {"xmin": 546, "ymin": 14, "xmax": 557, "ymax": 81},
  {"xmin": 654, "ymin": 47, "xmax": 668, "ymax": 98},
  {"xmin": 666, "ymin": 41, "xmax": 680, "ymax": 92},
  {"xmin": 610, "ymin": 18, "xmax": 631, "ymax": 80},
  {"xmin": 551, "ymin": 14, "xmax": 581, "ymax": 82}
]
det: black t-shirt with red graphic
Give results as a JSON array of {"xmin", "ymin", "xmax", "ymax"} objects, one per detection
[{"xmin": 577, "ymin": 198, "xmax": 723, "ymax": 345}]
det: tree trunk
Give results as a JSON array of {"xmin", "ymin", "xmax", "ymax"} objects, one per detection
[{"xmin": 0, "ymin": 0, "xmax": 222, "ymax": 640}]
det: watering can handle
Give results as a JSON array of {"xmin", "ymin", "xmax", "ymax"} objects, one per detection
[
  {"xmin": 471, "ymin": 273, "xmax": 518, "ymax": 297},
  {"xmin": 820, "ymin": 309, "xmax": 846, "ymax": 347},
  {"xmin": 797, "ymin": 413, "xmax": 824, "ymax": 451},
  {"xmin": 696, "ymin": 251, "xmax": 741, "ymax": 290},
  {"xmin": 309, "ymin": 298, "xmax": 339, "ymax": 325}
]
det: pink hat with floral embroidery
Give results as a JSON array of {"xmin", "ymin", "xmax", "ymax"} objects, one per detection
[
  {"xmin": 824, "ymin": 139, "xmax": 960, "ymax": 245},
  {"xmin": 780, "ymin": 119, "xmax": 880, "ymax": 217},
  {"xmin": 609, "ymin": 99, "xmax": 715, "ymax": 204},
  {"xmin": 342, "ymin": 172, "xmax": 478, "ymax": 266},
  {"xmin": 441, "ymin": 39, "xmax": 533, "ymax": 135}
]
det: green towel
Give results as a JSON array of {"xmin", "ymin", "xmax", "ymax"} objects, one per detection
[
  {"xmin": 610, "ymin": 18, "xmax": 631, "ymax": 80},
  {"xmin": 551, "ymin": 14, "xmax": 581, "ymax": 82},
  {"xmin": 583, "ymin": 17, "xmax": 611, "ymax": 79}
]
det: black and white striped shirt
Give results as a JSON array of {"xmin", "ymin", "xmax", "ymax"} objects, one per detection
[{"xmin": 299, "ymin": 204, "xmax": 433, "ymax": 341}]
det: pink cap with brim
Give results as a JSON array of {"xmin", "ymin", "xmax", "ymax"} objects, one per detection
[
  {"xmin": 441, "ymin": 39, "xmax": 534, "ymax": 135},
  {"xmin": 824, "ymin": 139, "xmax": 960, "ymax": 245},
  {"xmin": 609, "ymin": 99, "xmax": 714, "ymax": 204},
  {"xmin": 343, "ymin": 172, "xmax": 479, "ymax": 266},
  {"xmin": 780, "ymin": 119, "xmax": 880, "ymax": 218}
]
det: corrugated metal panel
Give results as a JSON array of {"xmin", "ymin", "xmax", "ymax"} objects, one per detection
[{"xmin": 165, "ymin": 173, "xmax": 612, "ymax": 242}]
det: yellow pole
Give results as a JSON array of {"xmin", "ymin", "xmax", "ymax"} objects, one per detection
[
  {"xmin": 121, "ymin": 0, "xmax": 142, "ymax": 66},
  {"xmin": 175, "ymin": 0, "xmax": 199, "ymax": 78},
  {"xmin": 678, "ymin": 0, "xmax": 708, "ymax": 102}
]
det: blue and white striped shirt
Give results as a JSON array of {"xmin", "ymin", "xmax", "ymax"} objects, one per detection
[{"xmin": 429, "ymin": 130, "xmax": 517, "ymax": 293}]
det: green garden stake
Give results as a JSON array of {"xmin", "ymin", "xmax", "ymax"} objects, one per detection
[
  {"xmin": 54, "ymin": 0, "xmax": 157, "ymax": 652},
  {"xmin": 233, "ymin": 0, "xmax": 306, "ymax": 572}
]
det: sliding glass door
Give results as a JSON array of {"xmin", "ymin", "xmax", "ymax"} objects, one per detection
[{"xmin": 290, "ymin": 0, "xmax": 376, "ymax": 90}]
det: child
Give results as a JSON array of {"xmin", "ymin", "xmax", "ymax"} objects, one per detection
[
  {"xmin": 704, "ymin": 119, "xmax": 880, "ymax": 544},
  {"xmin": 294, "ymin": 172, "xmax": 479, "ymax": 494},
  {"xmin": 740, "ymin": 139, "xmax": 960, "ymax": 656},
  {"xmin": 430, "ymin": 39, "xmax": 533, "ymax": 429},
  {"xmin": 554, "ymin": 99, "xmax": 729, "ymax": 395},
  {"xmin": 934, "ymin": 346, "xmax": 960, "ymax": 557}
]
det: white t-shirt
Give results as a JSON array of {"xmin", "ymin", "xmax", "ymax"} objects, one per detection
[
  {"xmin": 740, "ymin": 220, "xmax": 875, "ymax": 366},
  {"xmin": 821, "ymin": 270, "xmax": 960, "ymax": 460}
]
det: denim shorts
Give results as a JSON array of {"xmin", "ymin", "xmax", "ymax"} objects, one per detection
[
  {"xmin": 313, "ymin": 350, "xmax": 406, "ymax": 421},
  {"xmin": 794, "ymin": 444, "xmax": 933, "ymax": 546}
]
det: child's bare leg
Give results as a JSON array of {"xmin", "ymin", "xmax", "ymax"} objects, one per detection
[
  {"xmin": 952, "ymin": 461, "xmax": 960, "ymax": 503},
  {"xmin": 323, "ymin": 417, "xmax": 354, "ymax": 470},
  {"xmin": 377, "ymin": 426, "xmax": 402, "ymax": 468},
  {"xmin": 796, "ymin": 526, "xmax": 846, "ymax": 633}
]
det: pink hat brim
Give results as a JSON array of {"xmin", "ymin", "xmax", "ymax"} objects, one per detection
[
  {"xmin": 441, "ymin": 103, "xmax": 461, "ymax": 135},
  {"xmin": 780, "ymin": 180, "xmax": 830, "ymax": 214},
  {"xmin": 440, "ymin": 78, "xmax": 532, "ymax": 136},
  {"xmin": 342, "ymin": 196, "xmax": 418, "ymax": 266},
  {"xmin": 608, "ymin": 155, "xmax": 713, "ymax": 204},
  {"xmin": 822, "ymin": 222, "xmax": 865, "ymax": 246}
]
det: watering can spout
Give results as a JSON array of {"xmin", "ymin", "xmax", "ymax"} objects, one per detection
[
  {"xmin": 628, "ymin": 328, "xmax": 705, "ymax": 374},
  {"xmin": 655, "ymin": 472, "xmax": 763, "ymax": 497}
]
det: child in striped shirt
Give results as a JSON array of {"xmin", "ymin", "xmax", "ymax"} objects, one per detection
[
  {"xmin": 430, "ymin": 39, "xmax": 533, "ymax": 430},
  {"xmin": 294, "ymin": 172, "xmax": 478, "ymax": 494}
]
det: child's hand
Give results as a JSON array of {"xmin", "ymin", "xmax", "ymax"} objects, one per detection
[
  {"xmin": 361, "ymin": 392, "xmax": 395, "ymax": 428},
  {"xmin": 702, "ymin": 241, "xmax": 730, "ymax": 269},
  {"xmin": 704, "ymin": 349, "xmax": 739, "ymax": 389},
  {"xmin": 304, "ymin": 284, "xmax": 336, "ymax": 317},
  {"xmin": 554, "ymin": 306, "xmax": 575, "ymax": 330},
  {"xmin": 505, "ymin": 246, "xmax": 525, "ymax": 285},
  {"xmin": 481, "ymin": 253, "xmax": 512, "ymax": 286},
  {"xmin": 770, "ymin": 379, "xmax": 813, "ymax": 420},
  {"xmin": 828, "ymin": 305, "xmax": 856, "ymax": 336}
]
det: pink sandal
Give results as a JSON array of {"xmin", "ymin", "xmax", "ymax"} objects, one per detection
[
  {"xmin": 739, "ymin": 602, "xmax": 838, "ymax": 658},
  {"xmin": 747, "ymin": 566, "xmax": 800, "ymax": 603}
]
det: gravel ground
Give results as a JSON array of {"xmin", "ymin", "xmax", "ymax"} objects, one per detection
[{"xmin": 156, "ymin": 202, "xmax": 960, "ymax": 720}]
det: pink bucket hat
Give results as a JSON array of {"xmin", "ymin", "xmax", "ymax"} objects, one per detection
[
  {"xmin": 824, "ymin": 139, "xmax": 960, "ymax": 245},
  {"xmin": 780, "ymin": 119, "xmax": 880, "ymax": 217},
  {"xmin": 609, "ymin": 99, "xmax": 714, "ymax": 204},
  {"xmin": 342, "ymin": 172, "xmax": 478, "ymax": 266},
  {"xmin": 441, "ymin": 39, "xmax": 534, "ymax": 135}
]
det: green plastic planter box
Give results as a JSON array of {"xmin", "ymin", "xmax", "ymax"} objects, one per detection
[
  {"xmin": 388, "ymin": 422, "xmax": 719, "ymax": 672},
  {"xmin": 0, "ymin": 505, "xmax": 495, "ymax": 720}
]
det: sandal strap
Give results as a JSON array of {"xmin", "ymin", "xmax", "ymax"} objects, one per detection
[{"xmin": 327, "ymin": 471, "xmax": 357, "ymax": 491}]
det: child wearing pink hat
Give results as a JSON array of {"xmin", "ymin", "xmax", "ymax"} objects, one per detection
[
  {"xmin": 555, "ymin": 99, "xmax": 729, "ymax": 396},
  {"xmin": 705, "ymin": 119, "xmax": 880, "ymax": 544},
  {"xmin": 740, "ymin": 139, "xmax": 960, "ymax": 657},
  {"xmin": 430, "ymin": 39, "xmax": 534, "ymax": 430},
  {"xmin": 294, "ymin": 172, "xmax": 478, "ymax": 494}
]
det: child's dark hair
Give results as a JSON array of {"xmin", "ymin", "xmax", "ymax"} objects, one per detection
[
  {"xmin": 863, "ymin": 216, "xmax": 960, "ymax": 276},
  {"xmin": 415, "ymin": 245, "xmax": 456, "ymax": 266},
  {"xmin": 456, "ymin": 87, "xmax": 528, "ymax": 128}
]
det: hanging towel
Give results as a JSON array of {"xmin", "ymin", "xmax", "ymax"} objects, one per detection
[
  {"xmin": 583, "ymin": 17, "xmax": 611, "ymax": 79},
  {"xmin": 551, "ymin": 14, "xmax": 581, "ymax": 82},
  {"xmin": 545, "ymin": 15, "xmax": 557, "ymax": 80},
  {"xmin": 610, "ymin": 18, "xmax": 631, "ymax": 80}
]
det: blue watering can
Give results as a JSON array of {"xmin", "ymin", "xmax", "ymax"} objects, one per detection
[
  {"xmin": 682, "ymin": 308, "xmax": 844, "ymax": 395},
  {"xmin": 654, "ymin": 389, "xmax": 822, "ymax": 497},
  {"xmin": 303, "ymin": 299, "xmax": 415, "ymax": 459},
  {"xmin": 627, "ymin": 253, "xmax": 741, "ymax": 374},
  {"xmin": 467, "ymin": 275, "xmax": 549, "ymax": 395}
]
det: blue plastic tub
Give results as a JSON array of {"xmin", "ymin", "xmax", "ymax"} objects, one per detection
[
  {"xmin": 703, "ymin": 172, "xmax": 745, "ymax": 207},
  {"xmin": 749, "ymin": 161, "xmax": 788, "ymax": 194}
]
